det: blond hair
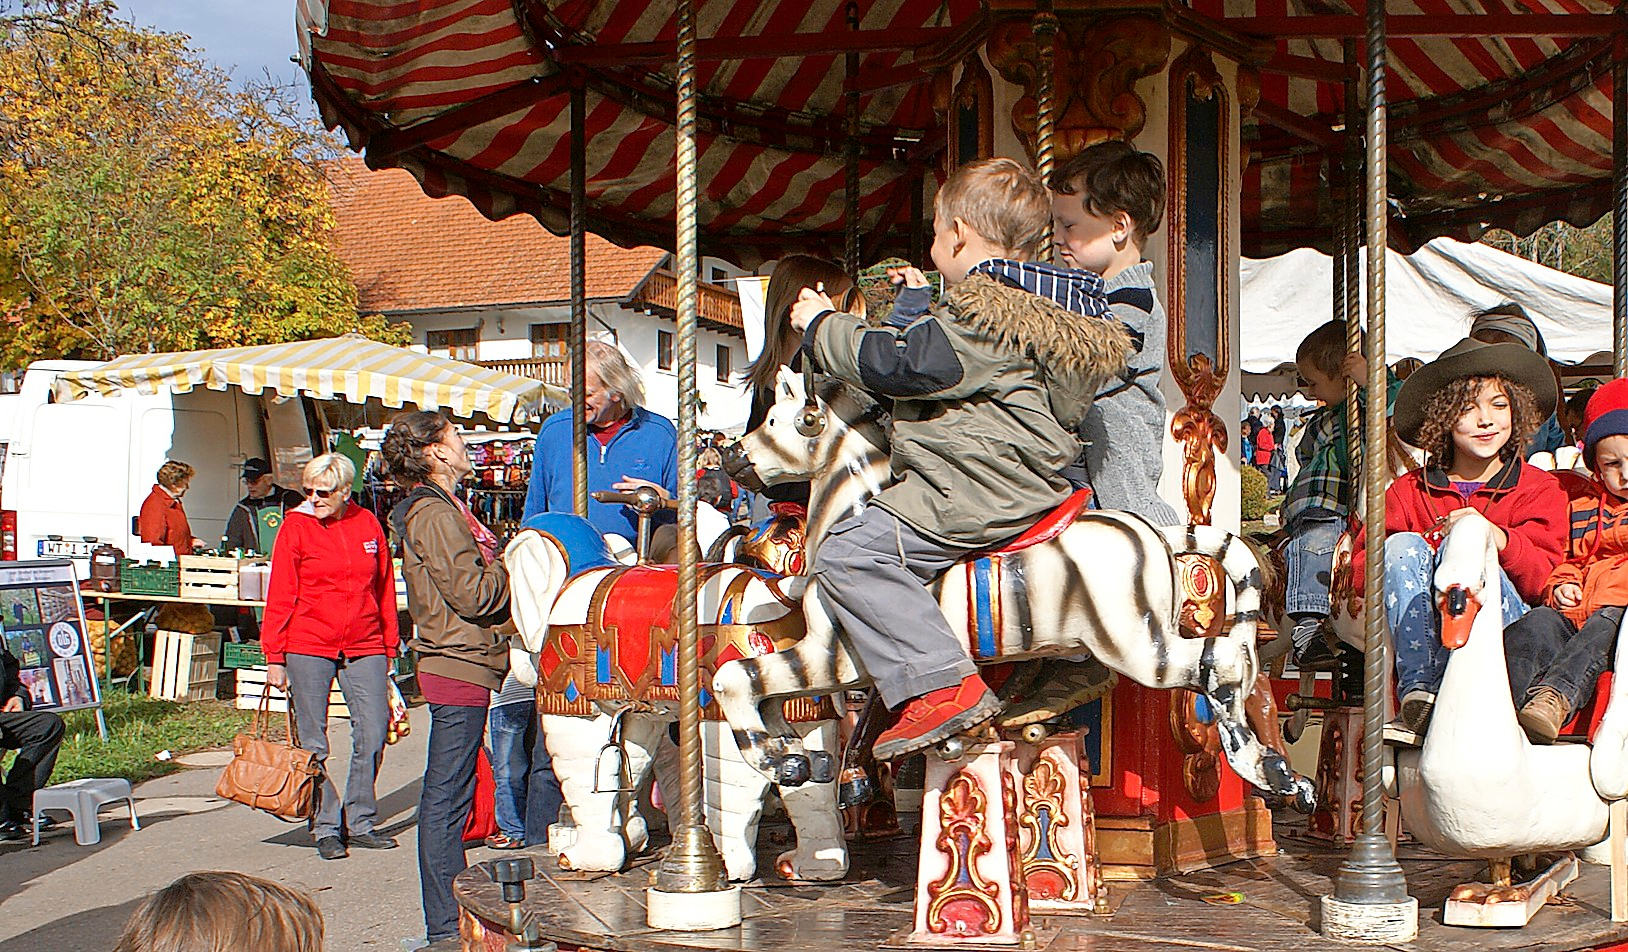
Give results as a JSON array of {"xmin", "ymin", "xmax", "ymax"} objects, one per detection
[
  {"xmin": 586, "ymin": 339, "xmax": 645, "ymax": 409},
  {"xmin": 934, "ymin": 158, "xmax": 1051, "ymax": 261},
  {"xmin": 156, "ymin": 460, "xmax": 195, "ymax": 490},
  {"xmin": 302, "ymin": 453, "xmax": 356, "ymax": 493},
  {"xmin": 112, "ymin": 871, "xmax": 324, "ymax": 952}
]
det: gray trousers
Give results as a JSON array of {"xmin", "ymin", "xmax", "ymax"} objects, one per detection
[
  {"xmin": 813, "ymin": 506, "xmax": 977, "ymax": 707},
  {"xmin": 285, "ymin": 652, "xmax": 391, "ymax": 841}
]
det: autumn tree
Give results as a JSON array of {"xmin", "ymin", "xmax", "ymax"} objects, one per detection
[{"xmin": 0, "ymin": 0, "xmax": 408, "ymax": 364}]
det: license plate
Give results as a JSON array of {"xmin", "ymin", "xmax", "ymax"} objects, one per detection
[{"xmin": 37, "ymin": 539, "xmax": 96, "ymax": 559}]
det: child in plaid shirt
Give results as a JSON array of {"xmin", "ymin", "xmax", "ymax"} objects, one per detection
[{"xmin": 1281, "ymin": 320, "xmax": 1391, "ymax": 667}]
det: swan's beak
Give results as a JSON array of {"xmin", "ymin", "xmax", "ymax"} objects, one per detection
[{"xmin": 1439, "ymin": 585, "xmax": 1479, "ymax": 650}]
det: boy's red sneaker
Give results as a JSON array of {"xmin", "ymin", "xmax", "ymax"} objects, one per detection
[{"xmin": 872, "ymin": 674, "xmax": 1001, "ymax": 761}]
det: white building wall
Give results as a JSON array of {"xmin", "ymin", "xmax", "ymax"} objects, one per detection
[{"xmin": 404, "ymin": 301, "xmax": 753, "ymax": 434}]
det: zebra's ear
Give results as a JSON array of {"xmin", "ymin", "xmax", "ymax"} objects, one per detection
[{"xmin": 776, "ymin": 365, "xmax": 801, "ymax": 401}]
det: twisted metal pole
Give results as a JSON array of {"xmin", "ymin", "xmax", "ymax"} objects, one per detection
[
  {"xmin": 843, "ymin": 0, "xmax": 861, "ymax": 274},
  {"xmin": 1033, "ymin": 3, "xmax": 1059, "ymax": 261},
  {"xmin": 1331, "ymin": 0, "xmax": 1412, "ymax": 915},
  {"xmin": 1614, "ymin": 33, "xmax": 1627, "ymax": 378},
  {"xmin": 1342, "ymin": 39, "xmax": 1363, "ymax": 497},
  {"xmin": 570, "ymin": 78, "xmax": 589, "ymax": 518},
  {"xmin": 654, "ymin": 0, "xmax": 729, "ymax": 898}
]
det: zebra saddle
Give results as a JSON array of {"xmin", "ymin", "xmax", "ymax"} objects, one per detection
[{"xmin": 981, "ymin": 487, "xmax": 1094, "ymax": 556}]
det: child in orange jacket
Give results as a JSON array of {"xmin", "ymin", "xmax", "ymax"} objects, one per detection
[{"xmin": 1506, "ymin": 378, "xmax": 1628, "ymax": 743}]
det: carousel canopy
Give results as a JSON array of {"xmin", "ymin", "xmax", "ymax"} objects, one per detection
[
  {"xmin": 53, "ymin": 334, "xmax": 564, "ymax": 424},
  {"xmin": 299, "ymin": 0, "xmax": 1620, "ymax": 264}
]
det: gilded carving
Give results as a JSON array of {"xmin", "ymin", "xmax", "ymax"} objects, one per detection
[
  {"xmin": 926, "ymin": 770, "xmax": 1003, "ymax": 936},
  {"xmin": 986, "ymin": 15, "xmax": 1170, "ymax": 167},
  {"xmin": 1166, "ymin": 46, "xmax": 1232, "ymax": 528}
]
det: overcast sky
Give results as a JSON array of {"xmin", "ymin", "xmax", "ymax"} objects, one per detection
[{"xmin": 117, "ymin": 1, "xmax": 308, "ymax": 94}]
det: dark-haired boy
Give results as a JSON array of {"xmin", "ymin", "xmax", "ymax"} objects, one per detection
[{"xmin": 1047, "ymin": 140, "xmax": 1180, "ymax": 528}]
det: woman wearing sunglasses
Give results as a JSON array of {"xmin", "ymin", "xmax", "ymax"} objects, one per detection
[{"xmin": 262, "ymin": 453, "xmax": 400, "ymax": 862}]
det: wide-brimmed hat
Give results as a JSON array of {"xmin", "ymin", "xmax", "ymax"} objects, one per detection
[{"xmin": 1392, "ymin": 337, "xmax": 1556, "ymax": 446}]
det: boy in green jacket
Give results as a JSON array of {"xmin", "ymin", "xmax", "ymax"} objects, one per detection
[{"xmin": 788, "ymin": 158, "xmax": 1131, "ymax": 759}]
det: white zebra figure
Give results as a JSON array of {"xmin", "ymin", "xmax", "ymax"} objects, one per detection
[{"xmin": 711, "ymin": 368, "xmax": 1316, "ymax": 812}]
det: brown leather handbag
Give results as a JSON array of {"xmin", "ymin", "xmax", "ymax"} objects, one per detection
[{"xmin": 216, "ymin": 692, "xmax": 321, "ymax": 821}]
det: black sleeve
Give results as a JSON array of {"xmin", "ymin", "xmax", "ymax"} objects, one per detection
[
  {"xmin": 223, "ymin": 505, "xmax": 254, "ymax": 553},
  {"xmin": 0, "ymin": 648, "xmax": 22, "ymax": 707}
]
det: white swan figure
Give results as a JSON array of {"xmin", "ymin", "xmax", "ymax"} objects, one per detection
[{"xmin": 1393, "ymin": 510, "xmax": 1610, "ymax": 858}]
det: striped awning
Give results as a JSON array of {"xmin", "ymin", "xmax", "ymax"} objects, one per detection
[
  {"xmin": 300, "ymin": 0, "xmax": 1619, "ymax": 261},
  {"xmin": 52, "ymin": 334, "xmax": 565, "ymax": 424}
]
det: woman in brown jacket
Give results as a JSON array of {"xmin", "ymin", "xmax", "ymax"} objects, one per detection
[{"xmin": 382, "ymin": 411, "xmax": 552, "ymax": 951}]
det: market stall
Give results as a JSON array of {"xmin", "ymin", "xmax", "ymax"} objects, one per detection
[{"xmin": 50, "ymin": 333, "xmax": 558, "ymax": 701}]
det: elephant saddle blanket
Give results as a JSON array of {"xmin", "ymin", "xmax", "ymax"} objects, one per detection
[{"xmin": 535, "ymin": 563, "xmax": 833, "ymax": 721}]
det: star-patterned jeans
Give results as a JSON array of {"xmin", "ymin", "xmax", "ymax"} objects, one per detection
[{"xmin": 1387, "ymin": 532, "xmax": 1529, "ymax": 696}]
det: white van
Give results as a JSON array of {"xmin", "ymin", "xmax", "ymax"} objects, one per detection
[{"xmin": 0, "ymin": 361, "xmax": 291, "ymax": 567}]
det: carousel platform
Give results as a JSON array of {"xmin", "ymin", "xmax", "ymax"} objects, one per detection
[{"xmin": 453, "ymin": 819, "xmax": 1628, "ymax": 952}]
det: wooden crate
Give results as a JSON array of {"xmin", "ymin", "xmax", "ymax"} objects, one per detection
[
  {"xmin": 149, "ymin": 630, "xmax": 221, "ymax": 702},
  {"xmin": 234, "ymin": 666, "xmax": 350, "ymax": 719},
  {"xmin": 179, "ymin": 555, "xmax": 239, "ymax": 601}
]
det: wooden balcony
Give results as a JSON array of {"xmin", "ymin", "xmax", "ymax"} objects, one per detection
[
  {"xmin": 478, "ymin": 358, "xmax": 568, "ymax": 385},
  {"xmin": 629, "ymin": 270, "xmax": 744, "ymax": 332}
]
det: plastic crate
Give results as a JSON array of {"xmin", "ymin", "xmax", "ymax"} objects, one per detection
[
  {"xmin": 149, "ymin": 630, "xmax": 220, "ymax": 702},
  {"xmin": 220, "ymin": 641, "xmax": 266, "ymax": 669},
  {"xmin": 120, "ymin": 560, "xmax": 180, "ymax": 597}
]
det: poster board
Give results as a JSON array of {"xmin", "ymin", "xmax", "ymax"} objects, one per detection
[{"xmin": 0, "ymin": 560, "xmax": 100, "ymax": 713}]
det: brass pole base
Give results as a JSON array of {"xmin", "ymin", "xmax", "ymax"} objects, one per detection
[
  {"xmin": 654, "ymin": 824, "xmax": 729, "ymax": 894},
  {"xmin": 648, "ymin": 825, "xmax": 741, "ymax": 931}
]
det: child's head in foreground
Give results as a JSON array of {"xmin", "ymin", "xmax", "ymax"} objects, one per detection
[{"xmin": 930, "ymin": 157, "xmax": 1051, "ymax": 283}]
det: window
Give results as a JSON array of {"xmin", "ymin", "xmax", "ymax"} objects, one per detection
[
  {"xmin": 657, "ymin": 330, "xmax": 674, "ymax": 371},
  {"xmin": 715, "ymin": 344, "xmax": 732, "ymax": 383},
  {"xmin": 426, "ymin": 327, "xmax": 478, "ymax": 361},
  {"xmin": 530, "ymin": 323, "xmax": 569, "ymax": 361}
]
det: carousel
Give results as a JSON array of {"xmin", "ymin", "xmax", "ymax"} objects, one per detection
[{"xmin": 301, "ymin": 0, "xmax": 1628, "ymax": 948}]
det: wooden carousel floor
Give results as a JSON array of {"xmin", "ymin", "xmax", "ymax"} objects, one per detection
[{"xmin": 454, "ymin": 819, "xmax": 1628, "ymax": 952}]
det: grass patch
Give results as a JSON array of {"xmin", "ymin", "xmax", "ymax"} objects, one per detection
[{"xmin": 6, "ymin": 687, "xmax": 253, "ymax": 786}]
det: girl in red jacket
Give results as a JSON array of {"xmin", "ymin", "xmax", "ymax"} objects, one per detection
[
  {"xmin": 262, "ymin": 453, "xmax": 399, "ymax": 861},
  {"xmin": 1377, "ymin": 338, "xmax": 1565, "ymax": 740}
]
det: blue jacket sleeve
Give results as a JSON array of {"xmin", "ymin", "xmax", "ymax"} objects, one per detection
[{"xmin": 522, "ymin": 433, "xmax": 549, "ymax": 521}]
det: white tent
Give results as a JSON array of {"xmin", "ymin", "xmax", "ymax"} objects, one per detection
[{"xmin": 1241, "ymin": 238, "xmax": 1613, "ymax": 398}]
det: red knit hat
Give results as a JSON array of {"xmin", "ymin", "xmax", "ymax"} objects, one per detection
[{"xmin": 1582, "ymin": 378, "xmax": 1628, "ymax": 467}]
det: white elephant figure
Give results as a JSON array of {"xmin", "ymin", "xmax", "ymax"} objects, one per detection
[{"xmin": 505, "ymin": 516, "xmax": 848, "ymax": 883}]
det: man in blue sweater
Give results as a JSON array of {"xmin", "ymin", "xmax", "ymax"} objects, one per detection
[{"xmin": 523, "ymin": 340, "xmax": 679, "ymax": 545}]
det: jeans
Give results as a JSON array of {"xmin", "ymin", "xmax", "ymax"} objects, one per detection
[
  {"xmin": 419, "ymin": 703, "xmax": 485, "ymax": 943},
  {"xmin": 486, "ymin": 702, "xmax": 563, "ymax": 844},
  {"xmin": 1505, "ymin": 605, "xmax": 1623, "ymax": 713},
  {"xmin": 0, "ymin": 709, "xmax": 64, "ymax": 822},
  {"xmin": 487, "ymin": 702, "xmax": 531, "ymax": 840},
  {"xmin": 285, "ymin": 653, "xmax": 390, "ymax": 841},
  {"xmin": 1387, "ymin": 532, "xmax": 1529, "ymax": 695},
  {"xmin": 1285, "ymin": 508, "xmax": 1345, "ymax": 617}
]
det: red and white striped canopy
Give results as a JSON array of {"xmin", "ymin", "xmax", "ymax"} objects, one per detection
[{"xmin": 301, "ymin": 0, "xmax": 1619, "ymax": 263}]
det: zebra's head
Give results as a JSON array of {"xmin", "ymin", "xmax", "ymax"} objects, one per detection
[{"xmin": 739, "ymin": 367, "xmax": 888, "ymax": 489}]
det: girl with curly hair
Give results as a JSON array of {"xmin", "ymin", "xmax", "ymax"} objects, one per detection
[{"xmin": 1363, "ymin": 337, "xmax": 1566, "ymax": 741}]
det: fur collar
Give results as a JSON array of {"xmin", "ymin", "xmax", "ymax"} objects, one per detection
[{"xmin": 946, "ymin": 273, "xmax": 1131, "ymax": 379}]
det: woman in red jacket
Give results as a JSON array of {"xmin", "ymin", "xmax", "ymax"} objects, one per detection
[
  {"xmin": 263, "ymin": 453, "xmax": 399, "ymax": 861},
  {"xmin": 1370, "ymin": 338, "xmax": 1565, "ymax": 741}
]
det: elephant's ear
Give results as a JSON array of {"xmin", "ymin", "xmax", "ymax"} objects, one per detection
[{"xmin": 505, "ymin": 529, "xmax": 567, "ymax": 653}]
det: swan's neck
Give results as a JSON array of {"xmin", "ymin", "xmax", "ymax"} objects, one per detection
[{"xmin": 1428, "ymin": 555, "xmax": 1525, "ymax": 750}]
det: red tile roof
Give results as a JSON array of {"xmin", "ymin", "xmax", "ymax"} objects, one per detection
[{"xmin": 327, "ymin": 155, "xmax": 667, "ymax": 314}]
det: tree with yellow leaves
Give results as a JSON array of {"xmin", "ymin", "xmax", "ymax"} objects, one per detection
[{"xmin": 0, "ymin": 0, "xmax": 409, "ymax": 363}]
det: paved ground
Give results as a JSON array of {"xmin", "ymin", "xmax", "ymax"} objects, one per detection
[{"xmin": 0, "ymin": 704, "xmax": 510, "ymax": 952}]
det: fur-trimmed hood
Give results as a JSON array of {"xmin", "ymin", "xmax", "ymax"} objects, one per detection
[{"xmin": 947, "ymin": 273, "xmax": 1132, "ymax": 384}]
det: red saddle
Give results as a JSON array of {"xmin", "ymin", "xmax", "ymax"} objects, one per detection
[{"xmin": 982, "ymin": 488, "xmax": 1094, "ymax": 556}]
